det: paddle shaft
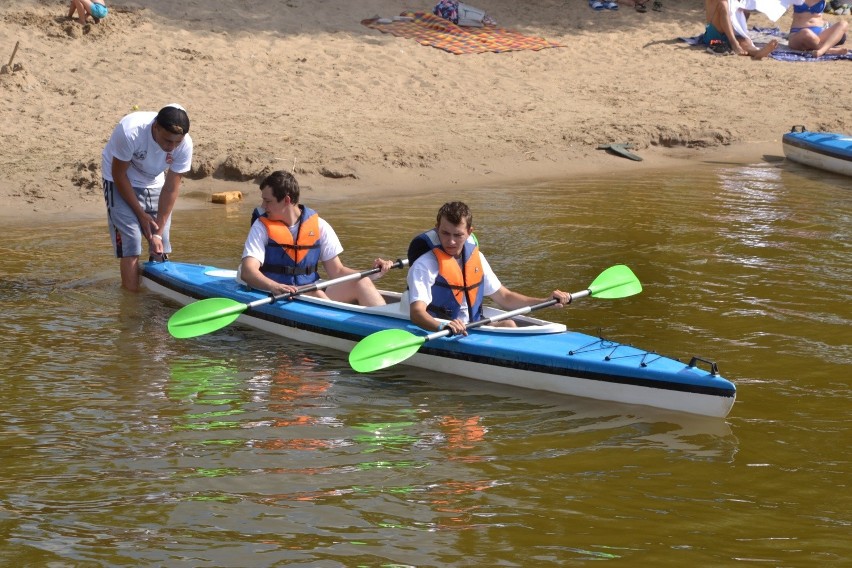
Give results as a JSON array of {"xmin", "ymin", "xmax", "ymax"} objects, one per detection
[
  {"xmin": 420, "ymin": 289, "xmax": 592, "ymax": 342},
  {"xmin": 246, "ymin": 258, "xmax": 408, "ymax": 309}
]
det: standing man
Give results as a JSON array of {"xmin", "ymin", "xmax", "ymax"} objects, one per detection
[
  {"xmin": 102, "ymin": 104, "xmax": 193, "ymax": 291},
  {"xmin": 407, "ymin": 201, "xmax": 571, "ymax": 335}
]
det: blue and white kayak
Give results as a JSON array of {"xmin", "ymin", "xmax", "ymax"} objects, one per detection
[
  {"xmin": 782, "ymin": 126, "xmax": 852, "ymax": 177},
  {"xmin": 142, "ymin": 261, "xmax": 737, "ymax": 418}
]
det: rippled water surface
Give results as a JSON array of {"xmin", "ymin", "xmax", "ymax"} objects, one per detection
[{"xmin": 1, "ymin": 159, "xmax": 850, "ymax": 566}]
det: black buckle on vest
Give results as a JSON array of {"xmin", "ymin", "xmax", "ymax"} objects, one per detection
[
  {"xmin": 427, "ymin": 304, "xmax": 454, "ymax": 319},
  {"xmin": 264, "ymin": 264, "xmax": 318, "ymax": 276}
]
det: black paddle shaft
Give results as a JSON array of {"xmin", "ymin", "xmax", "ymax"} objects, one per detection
[
  {"xmin": 268, "ymin": 258, "xmax": 407, "ymax": 304},
  {"xmin": 463, "ymin": 299, "xmax": 559, "ymax": 332},
  {"xmin": 444, "ymin": 289, "xmax": 591, "ymax": 336}
]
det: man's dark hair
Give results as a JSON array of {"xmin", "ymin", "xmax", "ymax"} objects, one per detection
[
  {"xmin": 260, "ymin": 170, "xmax": 300, "ymax": 203},
  {"xmin": 436, "ymin": 201, "xmax": 473, "ymax": 230},
  {"xmin": 156, "ymin": 105, "xmax": 190, "ymax": 135}
]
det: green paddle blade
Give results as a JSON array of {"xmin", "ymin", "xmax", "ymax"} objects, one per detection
[
  {"xmin": 167, "ymin": 297, "xmax": 248, "ymax": 339},
  {"xmin": 588, "ymin": 264, "xmax": 642, "ymax": 299},
  {"xmin": 349, "ymin": 328, "xmax": 428, "ymax": 373}
]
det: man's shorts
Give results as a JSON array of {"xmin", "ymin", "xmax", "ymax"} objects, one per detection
[{"xmin": 103, "ymin": 178, "xmax": 171, "ymax": 258}]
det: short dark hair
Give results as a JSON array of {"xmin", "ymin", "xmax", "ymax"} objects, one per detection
[
  {"xmin": 437, "ymin": 201, "xmax": 473, "ymax": 230},
  {"xmin": 260, "ymin": 170, "xmax": 300, "ymax": 203},
  {"xmin": 155, "ymin": 105, "xmax": 190, "ymax": 135}
]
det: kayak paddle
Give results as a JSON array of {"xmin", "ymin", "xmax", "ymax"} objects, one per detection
[
  {"xmin": 168, "ymin": 258, "xmax": 408, "ymax": 339},
  {"xmin": 348, "ymin": 264, "xmax": 642, "ymax": 373}
]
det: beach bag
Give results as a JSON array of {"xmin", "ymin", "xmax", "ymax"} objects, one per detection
[
  {"xmin": 434, "ymin": 1, "xmax": 492, "ymax": 27},
  {"xmin": 457, "ymin": 3, "xmax": 487, "ymax": 27}
]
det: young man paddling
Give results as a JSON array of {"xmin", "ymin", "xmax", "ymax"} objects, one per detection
[
  {"xmin": 407, "ymin": 201, "xmax": 572, "ymax": 336},
  {"xmin": 239, "ymin": 170, "xmax": 393, "ymax": 306}
]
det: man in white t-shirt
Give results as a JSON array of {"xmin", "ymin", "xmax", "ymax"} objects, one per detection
[
  {"xmin": 240, "ymin": 170, "xmax": 393, "ymax": 306},
  {"xmin": 101, "ymin": 104, "xmax": 193, "ymax": 291},
  {"xmin": 407, "ymin": 201, "xmax": 572, "ymax": 335}
]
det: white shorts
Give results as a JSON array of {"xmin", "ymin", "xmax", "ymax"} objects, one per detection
[{"xmin": 103, "ymin": 178, "xmax": 172, "ymax": 258}]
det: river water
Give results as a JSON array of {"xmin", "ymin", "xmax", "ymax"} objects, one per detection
[{"xmin": 1, "ymin": 159, "xmax": 850, "ymax": 566}]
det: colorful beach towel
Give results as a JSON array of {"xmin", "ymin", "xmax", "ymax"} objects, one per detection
[
  {"xmin": 679, "ymin": 27, "xmax": 852, "ymax": 61},
  {"xmin": 361, "ymin": 11, "xmax": 565, "ymax": 55}
]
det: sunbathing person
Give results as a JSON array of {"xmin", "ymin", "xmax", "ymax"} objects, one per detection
[
  {"xmin": 788, "ymin": 0, "xmax": 848, "ymax": 57},
  {"xmin": 704, "ymin": 0, "xmax": 778, "ymax": 58}
]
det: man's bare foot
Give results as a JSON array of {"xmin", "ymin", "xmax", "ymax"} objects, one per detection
[{"xmin": 750, "ymin": 39, "xmax": 778, "ymax": 60}]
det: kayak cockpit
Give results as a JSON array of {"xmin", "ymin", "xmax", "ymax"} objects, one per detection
[
  {"xmin": 196, "ymin": 266, "xmax": 566, "ymax": 334},
  {"xmin": 297, "ymin": 289, "xmax": 567, "ymax": 335}
]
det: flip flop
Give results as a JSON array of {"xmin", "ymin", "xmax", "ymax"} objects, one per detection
[
  {"xmin": 604, "ymin": 1, "xmax": 619, "ymax": 9},
  {"xmin": 653, "ymin": 0, "xmax": 663, "ymax": 10},
  {"xmin": 597, "ymin": 143, "xmax": 643, "ymax": 161},
  {"xmin": 589, "ymin": 0, "xmax": 606, "ymax": 10},
  {"xmin": 635, "ymin": 2, "xmax": 648, "ymax": 12}
]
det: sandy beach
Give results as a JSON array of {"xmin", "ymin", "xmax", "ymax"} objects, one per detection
[{"xmin": 1, "ymin": 0, "xmax": 849, "ymax": 223}]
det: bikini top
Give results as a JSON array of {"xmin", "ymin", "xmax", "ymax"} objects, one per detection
[{"xmin": 793, "ymin": 0, "xmax": 825, "ymax": 14}]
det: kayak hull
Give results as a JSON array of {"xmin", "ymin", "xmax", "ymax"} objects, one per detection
[
  {"xmin": 782, "ymin": 128, "xmax": 852, "ymax": 178},
  {"xmin": 142, "ymin": 261, "xmax": 736, "ymax": 418}
]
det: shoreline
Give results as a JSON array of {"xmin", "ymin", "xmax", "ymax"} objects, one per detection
[{"xmin": 0, "ymin": 139, "xmax": 784, "ymax": 226}]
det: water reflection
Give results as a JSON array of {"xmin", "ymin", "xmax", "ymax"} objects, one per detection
[
  {"xmin": 1, "ymin": 161, "xmax": 849, "ymax": 566},
  {"xmin": 167, "ymin": 360, "xmax": 245, "ymax": 431}
]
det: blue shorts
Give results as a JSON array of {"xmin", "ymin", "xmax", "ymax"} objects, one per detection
[
  {"xmin": 103, "ymin": 178, "xmax": 171, "ymax": 258},
  {"xmin": 790, "ymin": 25, "xmax": 847, "ymax": 45},
  {"xmin": 90, "ymin": 3, "xmax": 108, "ymax": 19},
  {"xmin": 703, "ymin": 23, "xmax": 743, "ymax": 45},
  {"xmin": 790, "ymin": 24, "xmax": 828, "ymax": 35}
]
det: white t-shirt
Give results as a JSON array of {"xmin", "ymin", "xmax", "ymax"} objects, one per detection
[
  {"xmin": 407, "ymin": 251, "xmax": 502, "ymax": 323},
  {"xmin": 101, "ymin": 111, "xmax": 194, "ymax": 188},
  {"xmin": 242, "ymin": 215, "xmax": 344, "ymax": 266}
]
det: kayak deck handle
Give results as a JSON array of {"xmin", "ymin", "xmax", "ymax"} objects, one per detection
[{"xmin": 688, "ymin": 356, "xmax": 719, "ymax": 376}]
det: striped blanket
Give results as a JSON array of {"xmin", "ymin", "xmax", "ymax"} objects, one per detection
[
  {"xmin": 679, "ymin": 27, "xmax": 852, "ymax": 61},
  {"xmin": 361, "ymin": 11, "xmax": 565, "ymax": 55}
]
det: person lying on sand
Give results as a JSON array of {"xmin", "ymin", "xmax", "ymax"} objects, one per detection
[{"xmin": 703, "ymin": 0, "xmax": 778, "ymax": 58}]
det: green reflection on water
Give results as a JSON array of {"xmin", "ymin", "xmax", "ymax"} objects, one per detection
[
  {"xmin": 352, "ymin": 421, "xmax": 420, "ymax": 452},
  {"xmin": 200, "ymin": 439, "xmax": 244, "ymax": 446},
  {"xmin": 355, "ymin": 460, "xmax": 424, "ymax": 471},
  {"xmin": 179, "ymin": 467, "xmax": 242, "ymax": 479},
  {"xmin": 167, "ymin": 362, "xmax": 240, "ymax": 402}
]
